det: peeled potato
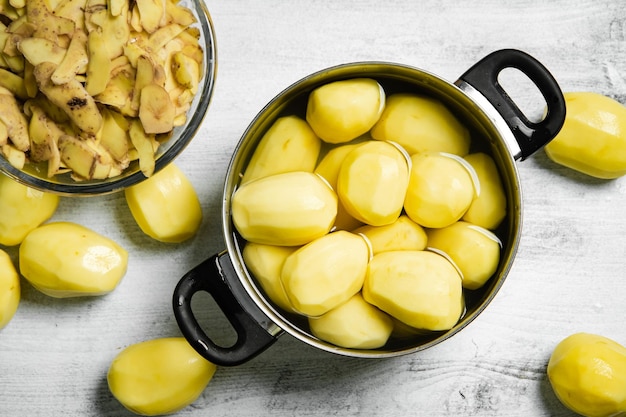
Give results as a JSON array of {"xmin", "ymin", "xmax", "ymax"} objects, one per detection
[
  {"xmin": 337, "ymin": 141, "xmax": 410, "ymax": 226},
  {"xmin": 231, "ymin": 171, "xmax": 337, "ymax": 246},
  {"xmin": 354, "ymin": 215, "xmax": 427, "ymax": 255},
  {"xmin": 19, "ymin": 222, "xmax": 128, "ymax": 297},
  {"xmin": 0, "ymin": 173, "xmax": 59, "ymax": 246},
  {"xmin": 108, "ymin": 337, "xmax": 217, "ymax": 416},
  {"xmin": 242, "ymin": 242, "xmax": 297, "ymax": 313},
  {"xmin": 281, "ymin": 230, "xmax": 369, "ymax": 316},
  {"xmin": 462, "ymin": 152, "xmax": 507, "ymax": 230},
  {"xmin": 545, "ymin": 92, "xmax": 626, "ymax": 179},
  {"xmin": 241, "ymin": 115, "xmax": 321, "ymax": 184},
  {"xmin": 309, "ymin": 292, "xmax": 393, "ymax": 349},
  {"xmin": 125, "ymin": 163, "xmax": 202, "ymax": 243},
  {"xmin": 314, "ymin": 143, "xmax": 363, "ymax": 231},
  {"xmin": 0, "ymin": 249, "xmax": 20, "ymax": 330},
  {"xmin": 371, "ymin": 93, "xmax": 470, "ymax": 156},
  {"xmin": 426, "ymin": 221, "xmax": 501, "ymax": 290},
  {"xmin": 363, "ymin": 250, "xmax": 464, "ymax": 331},
  {"xmin": 547, "ymin": 333, "xmax": 626, "ymax": 417},
  {"xmin": 306, "ymin": 78, "xmax": 385, "ymax": 144},
  {"xmin": 404, "ymin": 152, "xmax": 477, "ymax": 228}
]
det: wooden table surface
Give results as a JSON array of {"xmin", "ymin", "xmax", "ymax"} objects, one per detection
[{"xmin": 2, "ymin": 0, "xmax": 626, "ymax": 416}]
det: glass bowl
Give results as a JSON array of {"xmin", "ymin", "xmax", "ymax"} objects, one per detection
[{"xmin": 0, "ymin": 0, "xmax": 217, "ymax": 196}]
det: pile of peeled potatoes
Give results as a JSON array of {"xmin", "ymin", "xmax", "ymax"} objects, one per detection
[{"xmin": 232, "ymin": 78, "xmax": 506, "ymax": 349}]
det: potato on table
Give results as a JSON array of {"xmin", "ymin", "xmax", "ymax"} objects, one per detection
[
  {"xmin": 548, "ymin": 333, "xmax": 626, "ymax": 417},
  {"xmin": 0, "ymin": 249, "xmax": 20, "ymax": 330},
  {"xmin": 19, "ymin": 222, "xmax": 128, "ymax": 297},
  {"xmin": 0, "ymin": 173, "xmax": 59, "ymax": 246},
  {"xmin": 545, "ymin": 92, "xmax": 626, "ymax": 179},
  {"xmin": 125, "ymin": 162, "xmax": 202, "ymax": 243},
  {"xmin": 108, "ymin": 337, "xmax": 217, "ymax": 416}
]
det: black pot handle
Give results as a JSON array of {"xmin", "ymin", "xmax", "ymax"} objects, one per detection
[
  {"xmin": 173, "ymin": 252, "xmax": 280, "ymax": 366},
  {"xmin": 457, "ymin": 48, "xmax": 566, "ymax": 160}
]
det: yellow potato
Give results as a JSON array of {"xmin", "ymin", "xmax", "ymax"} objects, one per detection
[
  {"xmin": 548, "ymin": 333, "xmax": 626, "ymax": 417},
  {"xmin": 0, "ymin": 249, "xmax": 20, "ymax": 330},
  {"xmin": 108, "ymin": 337, "xmax": 217, "ymax": 416},
  {"xmin": 545, "ymin": 92, "xmax": 626, "ymax": 179},
  {"xmin": 337, "ymin": 141, "xmax": 410, "ymax": 226},
  {"xmin": 354, "ymin": 214, "xmax": 427, "ymax": 255},
  {"xmin": 314, "ymin": 143, "xmax": 363, "ymax": 231},
  {"xmin": 404, "ymin": 152, "xmax": 477, "ymax": 228},
  {"xmin": 231, "ymin": 171, "xmax": 337, "ymax": 246},
  {"xmin": 306, "ymin": 78, "xmax": 385, "ymax": 144},
  {"xmin": 241, "ymin": 115, "xmax": 321, "ymax": 184},
  {"xmin": 314, "ymin": 143, "xmax": 361, "ymax": 188},
  {"xmin": 125, "ymin": 163, "xmax": 202, "ymax": 243},
  {"xmin": 462, "ymin": 152, "xmax": 507, "ymax": 230},
  {"xmin": 0, "ymin": 173, "xmax": 59, "ymax": 246},
  {"xmin": 19, "ymin": 222, "xmax": 128, "ymax": 297},
  {"xmin": 363, "ymin": 250, "xmax": 464, "ymax": 331},
  {"xmin": 426, "ymin": 221, "xmax": 501, "ymax": 290},
  {"xmin": 242, "ymin": 242, "xmax": 297, "ymax": 313},
  {"xmin": 281, "ymin": 230, "xmax": 369, "ymax": 316},
  {"xmin": 309, "ymin": 292, "xmax": 393, "ymax": 349},
  {"xmin": 370, "ymin": 93, "xmax": 470, "ymax": 156}
]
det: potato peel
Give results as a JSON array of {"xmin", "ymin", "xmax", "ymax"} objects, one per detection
[{"xmin": 0, "ymin": 0, "xmax": 205, "ymax": 181}]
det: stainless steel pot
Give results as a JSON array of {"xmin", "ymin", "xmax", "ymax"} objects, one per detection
[{"xmin": 173, "ymin": 49, "xmax": 566, "ymax": 366}]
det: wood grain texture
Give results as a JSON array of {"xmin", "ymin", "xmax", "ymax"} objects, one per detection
[{"xmin": 2, "ymin": 0, "xmax": 626, "ymax": 416}]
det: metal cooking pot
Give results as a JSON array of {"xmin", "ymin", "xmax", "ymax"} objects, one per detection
[{"xmin": 173, "ymin": 49, "xmax": 566, "ymax": 366}]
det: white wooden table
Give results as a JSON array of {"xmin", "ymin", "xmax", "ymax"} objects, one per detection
[{"xmin": 2, "ymin": 1, "xmax": 625, "ymax": 416}]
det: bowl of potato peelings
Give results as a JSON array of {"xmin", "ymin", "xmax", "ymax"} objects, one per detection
[
  {"xmin": 173, "ymin": 49, "xmax": 566, "ymax": 366},
  {"xmin": 0, "ymin": 0, "xmax": 216, "ymax": 196}
]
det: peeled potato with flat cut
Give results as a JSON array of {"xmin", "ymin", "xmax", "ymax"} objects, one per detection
[
  {"xmin": 19, "ymin": 222, "xmax": 128, "ymax": 297},
  {"xmin": 462, "ymin": 152, "xmax": 507, "ymax": 230},
  {"xmin": 232, "ymin": 171, "xmax": 337, "ymax": 246},
  {"xmin": 242, "ymin": 242, "xmax": 298, "ymax": 313},
  {"xmin": 363, "ymin": 250, "xmax": 464, "ymax": 331},
  {"xmin": 426, "ymin": 221, "xmax": 501, "ymax": 290},
  {"xmin": 281, "ymin": 230, "xmax": 369, "ymax": 317},
  {"xmin": 241, "ymin": 115, "xmax": 321, "ymax": 185},
  {"xmin": 108, "ymin": 337, "xmax": 217, "ymax": 416},
  {"xmin": 0, "ymin": 173, "xmax": 59, "ymax": 246},
  {"xmin": 337, "ymin": 141, "xmax": 410, "ymax": 226},
  {"xmin": 354, "ymin": 214, "xmax": 427, "ymax": 255},
  {"xmin": 545, "ymin": 92, "xmax": 626, "ymax": 179},
  {"xmin": 125, "ymin": 163, "xmax": 202, "ymax": 243},
  {"xmin": 0, "ymin": 249, "xmax": 20, "ymax": 330},
  {"xmin": 404, "ymin": 152, "xmax": 477, "ymax": 228},
  {"xmin": 306, "ymin": 78, "xmax": 385, "ymax": 144},
  {"xmin": 309, "ymin": 292, "xmax": 393, "ymax": 349},
  {"xmin": 370, "ymin": 93, "xmax": 470, "ymax": 156}
]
